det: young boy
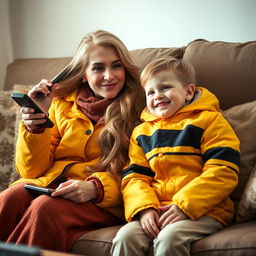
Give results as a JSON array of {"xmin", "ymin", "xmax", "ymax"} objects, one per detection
[{"xmin": 111, "ymin": 58, "xmax": 240, "ymax": 256}]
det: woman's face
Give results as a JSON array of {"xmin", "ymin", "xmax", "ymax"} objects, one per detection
[{"xmin": 82, "ymin": 45, "xmax": 126, "ymax": 99}]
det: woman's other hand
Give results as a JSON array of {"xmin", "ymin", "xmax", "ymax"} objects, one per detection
[
  {"xmin": 20, "ymin": 106, "xmax": 48, "ymax": 132},
  {"xmin": 51, "ymin": 179, "xmax": 98, "ymax": 203}
]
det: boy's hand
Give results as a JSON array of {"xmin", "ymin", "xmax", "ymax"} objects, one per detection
[
  {"xmin": 140, "ymin": 208, "xmax": 160, "ymax": 238},
  {"xmin": 158, "ymin": 204, "xmax": 188, "ymax": 229}
]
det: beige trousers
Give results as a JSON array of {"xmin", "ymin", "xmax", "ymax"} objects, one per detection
[{"xmin": 111, "ymin": 216, "xmax": 224, "ymax": 256}]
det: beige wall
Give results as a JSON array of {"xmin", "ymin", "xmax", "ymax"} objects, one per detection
[
  {"xmin": 0, "ymin": 0, "xmax": 13, "ymax": 89},
  {"xmin": 1, "ymin": 0, "xmax": 256, "ymax": 89}
]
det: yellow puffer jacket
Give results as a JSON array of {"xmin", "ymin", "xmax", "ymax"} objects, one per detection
[
  {"xmin": 122, "ymin": 87, "xmax": 240, "ymax": 225},
  {"xmin": 13, "ymin": 89, "xmax": 124, "ymax": 219}
]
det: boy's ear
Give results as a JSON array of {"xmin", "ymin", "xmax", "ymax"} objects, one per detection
[{"xmin": 185, "ymin": 84, "xmax": 196, "ymax": 101}]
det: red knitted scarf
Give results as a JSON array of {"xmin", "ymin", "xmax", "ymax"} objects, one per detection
[{"xmin": 77, "ymin": 86, "xmax": 113, "ymax": 123}]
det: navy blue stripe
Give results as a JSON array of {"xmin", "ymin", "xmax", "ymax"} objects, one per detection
[
  {"xmin": 122, "ymin": 164, "xmax": 155, "ymax": 179},
  {"xmin": 214, "ymin": 164, "xmax": 239, "ymax": 175},
  {"xmin": 203, "ymin": 147, "xmax": 240, "ymax": 167},
  {"xmin": 148, "ymin": 152, "xmax": 201, "ymax": 161},
  {"xmin": 137, "ymin": 125, "xmax": 204, "ymax": 154}
]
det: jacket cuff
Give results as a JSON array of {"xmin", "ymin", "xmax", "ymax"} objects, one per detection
[
  {"xmin": 87, "ymin": 177, "xmax": 104, "ymax": 203},
  {"xmin": 24, "ymin": 125, "xmax": 45, "ymax": 134}
]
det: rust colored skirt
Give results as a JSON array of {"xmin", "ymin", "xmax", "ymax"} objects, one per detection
[{"xmin": 0, "ymin": 183, "xmax": 124, "ymax": 252}]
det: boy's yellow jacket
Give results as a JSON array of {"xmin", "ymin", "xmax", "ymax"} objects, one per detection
[
  {"xmin": 13, "ymin": 90, "xmax": 124, "ymax": 219},
  {"xmin": 122, "ymin": 87, "xmax": 240, "ymax": 225}
]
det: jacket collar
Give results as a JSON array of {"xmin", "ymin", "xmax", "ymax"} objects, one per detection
[
  {"xmin": 62, "ymin": 90, "xmax": 89, "ymax": 120},
  {"xmin": 141, "ymin": 87, "xmax": 220, "ymax": 122}
]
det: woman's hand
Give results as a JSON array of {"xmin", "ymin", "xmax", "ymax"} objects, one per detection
[
  {"xmin": 158, "ymin": 204, "xmax": 188, "ymax": 229},
  {"xmin": 51, "ymin": 179, "xmax": 98, "ymax": 203},
  {"xmin": 139, "ymin": 208, "xmax": 160, "ymax": 238},
  {"xmin": 21, "ymin": 79, "xmax": 56, "ymax": 131}
]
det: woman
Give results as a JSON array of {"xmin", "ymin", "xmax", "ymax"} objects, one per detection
[{"xmin": 0, "ymin": 30, "xmax": 145, "ymax": 252}]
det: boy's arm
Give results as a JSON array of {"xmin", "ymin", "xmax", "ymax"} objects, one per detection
[
  {"xmin": 122, "ymin": 135, "xmax": 160, "ymax": 222},
  {"xmin": 172, "ymin": 113, "xmax": 240, "ymax": 220}
]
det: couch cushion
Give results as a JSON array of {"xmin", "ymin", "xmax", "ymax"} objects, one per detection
[
  {"xmin": 71, "ymin": 225, "xmax": 122, "ymax": 256},
  {"xmin": 236, "ymin": 164, "xmax": 256, "ymax": 223},
  {"xmin": 222, "ymin": 100, "xmax": 256, "ymax": 208},
  {"xmin": 191, "ymin": 221, "xmax": 256, "ymax": 256},
  {"xmin": 0, "ymin": 90, "xmax": 17, "ymax": 191},
  {"xmin": 183, "ymin": 39, "xmax": 256, "ymax": 110}
]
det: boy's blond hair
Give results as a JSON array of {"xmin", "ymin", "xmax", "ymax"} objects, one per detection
[{"xmin": 140, "ymin": 57, "xmax": 196, "ymax": 87}]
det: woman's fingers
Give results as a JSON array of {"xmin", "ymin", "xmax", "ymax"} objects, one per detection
[
  {"xmin": 20, "ymin": 107, "xmax": 47, "ymax": 129},
  {"xmin": 28, "ymin": 80, "xmax": 52, "ymax": 98}
]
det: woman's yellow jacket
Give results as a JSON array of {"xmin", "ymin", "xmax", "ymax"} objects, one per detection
[
  {"xmin": 13, "ymin": 90, "xmax": 124, "ymax": 219},
  {"xmin": 122, "ymin": 87, "xmax": 240, "ymax": 225}
]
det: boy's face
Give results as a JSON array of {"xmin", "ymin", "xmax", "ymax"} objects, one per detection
[{"xmin": 144, "ymin": 70, "xmax": 195, "ymax": 118}]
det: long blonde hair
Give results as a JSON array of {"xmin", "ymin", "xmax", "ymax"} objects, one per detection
[{"xmin": 54, "ymin": 30, "xmax": 145, "ymax": 175}]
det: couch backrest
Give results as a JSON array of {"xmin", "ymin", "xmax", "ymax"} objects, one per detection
[
  {"xmin": 5, "ymin": 39, "xmax": 256, "ymax": 110},
  {"xmin": 183, "ymin": 39, "xmax": 256, "ymax": 110},
  {"xmin": 130, "ymin": 39, "xmax": 256, "ymax": 110},
  {"xmin": 4, "ymin": 57, "xmax": 72, "ymax": 91}
]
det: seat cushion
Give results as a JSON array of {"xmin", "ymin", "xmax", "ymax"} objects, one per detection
[
  {"xmin": 71, "ymin": 225, "xmax": 122, "ymax": 256},
  {"xmin": 71, "ymin": 222, "xmax": 256, "ymax": 256},
  {"xmin": 191, "ymin": 221, "xmax": 256, "ymax": 256}
]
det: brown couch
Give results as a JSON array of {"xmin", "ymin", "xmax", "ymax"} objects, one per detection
[{"xmin": 1, "ymin": 39, "xmax": 256, "ymax": 255}]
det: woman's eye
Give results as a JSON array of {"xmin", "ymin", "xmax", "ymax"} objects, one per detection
[
  {"xmin": 112, "ymin": 63, "xmax": 122, "ymax": 69},
  {"xmin": 92, "ymin": 66, "xmax": 104, "ymax": 71}
]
